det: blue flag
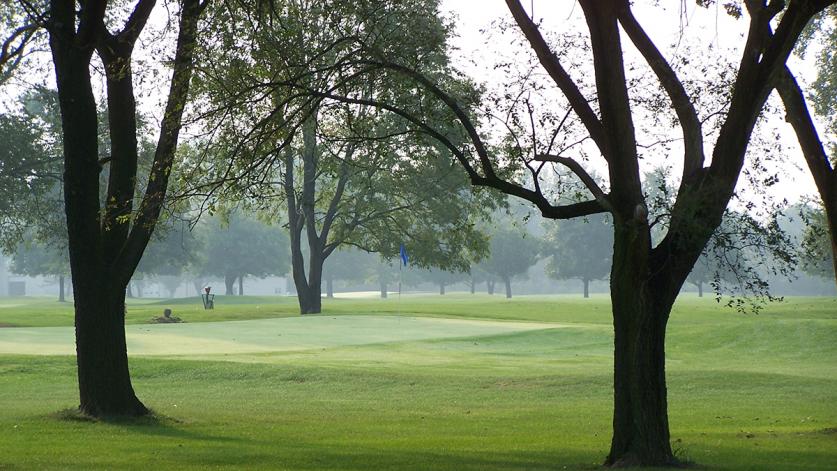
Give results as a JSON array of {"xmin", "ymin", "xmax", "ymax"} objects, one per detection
[{"xmin": 399, "ymin": 243, "xmax": 408, "ymax": 267}]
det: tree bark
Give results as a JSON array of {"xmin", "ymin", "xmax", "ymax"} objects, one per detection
[
  {"xmin": 583, "ymin": 278, "xmax": 590, "ymax": 298},
  {"xmin": 224, "ymin": 274, "xmax": 235, "ymax": 295},
  {"xmin": 48, "ymin": 0, "xmax": 148, "ymax": 416},
  {"xmin": 504, "ymin": 276, "xmax": 512, "ymax": 299},
  {"xmin": 775, "ymin": 67, "xmax": 837, "ymax": 290},
  {"xmin": 46, "ymin": 0, "xmax": 205, "ymax": 418},
  {"xmin": 605, "ymin": 218, "xmax": 676, "ymax": 467},
  {"xmin": 58, "ymin": 275, "xmax": 65, "ymax": 302},
  {"xmin": 283, "ymin": 112, "xmax": 342, "ymax": 315},
  {"xmin": 75, "ymin": 283, "xmax": 146, "ymax": 416}
]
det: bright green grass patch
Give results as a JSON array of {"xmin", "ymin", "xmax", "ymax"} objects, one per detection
[
  {"xmin": 0, "ymin": 295, "xmax": 835, "ymax": 470},
  {"xmin": 1, "ymin": 293, "xmax": 834, "ymax": 328},
  {"xmin": 0, "ymin": 315, "xmax": 566, "ymax": 356}
]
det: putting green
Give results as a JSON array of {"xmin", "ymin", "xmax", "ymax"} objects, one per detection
[{"xmin": 0, "ymin": 315, "xmax": 563, "ymax": 356}]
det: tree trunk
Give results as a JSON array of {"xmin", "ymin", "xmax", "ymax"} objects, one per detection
[
  {"xmin": 605, "ymin": 219, "xmax": 676, "ymax": 467},
  {"xmin": 326, "ymin": 276, "xmax": 334, "ymax": 298},
  {"xmin": 487, "ymin": 280, "xmax": 495, "ymax": 295},
  {"xmin": 583, "ymin": 278, "xmax": 590, "ymax": 298},
  {"xmin": 58, "ymin": 275, "xmax": 65, "ymax": 302},
  {"xmin": 504, "ymin": 276, "xmax": 512, "ymax": 299},
  {"xmin": 75, "ymin": 281, "xmax": 147, "ymax": 417},
  {"xmin": 298, "ymin": 282, "xmax": 322, "ymax": 314},
  {"xmin": 126, "ymin": 282, "xmax": 134, "ymax": 299},
  {"xmin": 47, "ymin": 0, "xmax": 203, "ymax": 419},
  {"xmin": 238, "ymin": 275, "xmax": 244, "ymax": 296},
  {"xmin": 439, "ymin": 283, "xmax": 445, "ymax": 295},
  {"xmin": 826, "ymin": 197, "xmax": 837, "ymax": 291},
  {"xmin": 224, "ymin": 275, "xmax": 235, "ymax": 295},
  {"xmin": 697, "ymin": 281, "xmax": 703, "ymax": 298},
  {"xmin": 48, "ymin": 9, "xmax": 148, "ymax": 415},
  {"xmin": 284, "ymin": 113, "xmax": 339, "ymax": 315},
  {"xmin": 470, "ymin": 277, "xmax": 475, "ymax": 294},
  {"xmin": 380, "ymin": 280, "xmax": 388, "ymax": 298}
]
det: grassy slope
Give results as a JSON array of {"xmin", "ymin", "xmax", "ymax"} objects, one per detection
[{"xmin": 0, "ymin": 295, "xmax": 835, "ymax": 470}]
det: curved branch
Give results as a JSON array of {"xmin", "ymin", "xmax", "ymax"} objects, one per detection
[
  {"xmin": 535, "ymin": 153, "xmax": 613, "ymax": 211},
  {"xmin": 309, "ymin": 89, "xmax": 609, "ymax": 220},
  {"xmin": 776, "ymin": 66, "xmax": 834, "ymax": 192}
]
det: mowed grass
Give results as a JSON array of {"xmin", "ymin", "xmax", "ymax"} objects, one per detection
[{"xmin": 0, "ymin": 295, "xmax": 835, "ymax": 470}]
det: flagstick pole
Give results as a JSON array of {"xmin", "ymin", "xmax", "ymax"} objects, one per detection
[{"xmin": 397, "ymin": 262, "xmax": 402, "ymax": 316}]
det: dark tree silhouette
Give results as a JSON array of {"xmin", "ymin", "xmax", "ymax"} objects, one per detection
[{"xmin": 41, "ymin": 0, "xmax": 208, "ymax": 417}]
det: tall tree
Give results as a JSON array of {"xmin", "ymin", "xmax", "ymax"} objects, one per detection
[
  {"xmin": 135, "ymin": 219, "xmax": 200, "ymax": 297},
  {"xmin": 11, "ymin": 239, "xmax": 70, "ymax": 301},
  {"xmin": 0, "ymin": 88, "xmax": 63, "ymax": 251},
  {"xmin": 479, "ymin": 223, "xmax": 540, "ymax": 298},
  {"xmin": 195, "ymin": 213, "xmax": 289, "ymax": 296},
  {"xmin": 36, "ymin": 0, "xmax": 209, "ymax": 416},
  {"xmin": 418, "ymin": 267, "xmax": 467, "ymax": 295},
  {"xmin": 800, "ymin": 205, "xmax": 836, "ymax": 279},
  {"xmin": 283, "ymin": 0, "xmax": 835, "ymax": 465},
  {"xmin": 544, "ymin": 215, "xmax": 612, "ymax": 298},
  {"xmin": 191, "ymin": 0, "xmax": 493, "ymax": 314},
  {"xmin": 322, "ymin": 248, "xmax": 373, "ymax": 298},
  {"xmin": 778, "ymin": 5, "xmax": 837, "ymax": 288}
]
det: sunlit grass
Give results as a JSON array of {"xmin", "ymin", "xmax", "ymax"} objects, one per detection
[{"xmin": 0, "ymin": 295, "xmax": 834, "ymax": 470}]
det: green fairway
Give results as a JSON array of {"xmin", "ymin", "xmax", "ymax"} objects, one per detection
[
  {"xmin": 0, "ymin": 315, "xmax": 563, "ymax": 356},
  {"xmin": 0, "ymin": 295, "xmax": 835, "ymax": 470}
]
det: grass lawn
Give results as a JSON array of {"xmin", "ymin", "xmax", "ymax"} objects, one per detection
[{"xmin": 0, "ymin": 294, "xmax": 835, "ymax": 470}]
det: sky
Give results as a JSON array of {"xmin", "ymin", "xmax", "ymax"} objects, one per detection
[
  {"xmin": 438, "ymin": 0, "xmax": 823, "ymax": 205},
  {"xmin": 6, "ymin": 1, "xmax": 825, "ymax": 206}
]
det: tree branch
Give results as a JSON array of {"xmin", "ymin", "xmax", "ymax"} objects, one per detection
[
  {"xmin": 504, "ymin": 0, "xmax": 608, "ymax": 157},
  {"xmin": 616, "ymin": 0, "xmax": 704, "ymax": 179},
  {"xmin": 535, "ymin": 153, "xmax": 613, "ymax": 211}
]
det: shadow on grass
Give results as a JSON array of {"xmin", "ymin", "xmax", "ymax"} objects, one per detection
[{"xmin": 50, "ymin": 408, "xmax": 244, "ymax": 443}]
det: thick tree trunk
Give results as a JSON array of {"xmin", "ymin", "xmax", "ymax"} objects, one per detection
[
  {"xmin": 50, "ymin": 27, "xmax": 149, "ymax": 417},
  {"xmin": 607, "ymin": 297, "xmax": 673, "ymax": 467},
  {"xmin": 224, "ymin": 275, "xmax": 235, "ymax": 295},
  {"xmin": 75, "ymin": 284, "xmax": 147, "ymax": 417},
  {"xmin": 605, "ymin": 219, "xmax": 676, "ymax": 467},
  {"xmin": 47, "ymin": 0, "xmax": 203, "ymax": 419},
  {"xmin": 238, "ymin": 275, "xmax": 244, "ymax": 296},
  {"xmin": 504, "ymin": 276, "xmax": 512, "ymax": 299},
  {"xmin": 298, "ymin": 283, "xmax": 322, "ymax": 314},
  {"xmin": 380, "ymin": 280, "xmax": 388, "ymax": 298},
  {"xmin": 58, "ymin": 275, "xmax": 65, "ymax": 302},
  {"xmin": 826, "ymin": 196, "xmax": 837, "ymax": 291},
  {"xmin": 583, "ymin": 278, "xmax": 590, "ymax": 298}
]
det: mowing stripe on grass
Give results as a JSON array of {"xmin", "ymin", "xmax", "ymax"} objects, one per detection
[{"xmin": 0, "ymin": 315, "xmax": 564, "ymax": 356}]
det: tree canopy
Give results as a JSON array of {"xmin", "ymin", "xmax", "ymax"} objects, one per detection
[
  {"xmin": 195, "ymin": 213, "xmax": 289, "ymax": 295},
  {"xmin": 544, "ymin": 215, "xmax": 612, "ymax": 298}
]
